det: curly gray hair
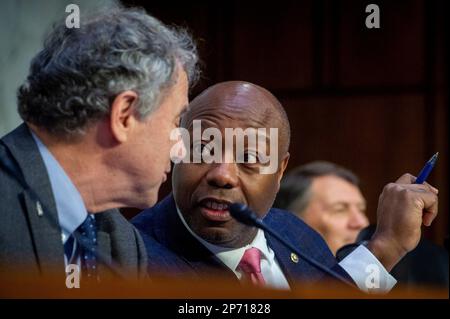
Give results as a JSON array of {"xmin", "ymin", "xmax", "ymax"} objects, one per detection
[{"xmin": 18, "ymin": 6, "xmax": 199, "ymax": 137}]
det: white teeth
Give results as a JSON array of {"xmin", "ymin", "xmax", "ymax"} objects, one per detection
[{"xmin": 203, "ymin": 200, "xmax": 229, "ymax": 210}]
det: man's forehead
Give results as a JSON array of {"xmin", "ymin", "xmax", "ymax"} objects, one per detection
[
  {"xmin": 312, "ymin": 176, "xmax": 366, "ymax": 201},
  {"xmin": 184, "ymin": 118, "xmax": 275, "ymax": 135},
  {"xmin": 187, "ymin": 81, "xmax": 274, "ymax": 112},
  {"xmin": 182, "ymin": 99, "xmax": 275, "ymax": 129},
  {"xmin": 181, "ymin": 81, "xmax": 290, "ymax": 154}
]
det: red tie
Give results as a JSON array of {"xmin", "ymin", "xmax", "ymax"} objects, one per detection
[{"xmin": 238, "ymin": 247, "xmax": 266, "ymax": 286}]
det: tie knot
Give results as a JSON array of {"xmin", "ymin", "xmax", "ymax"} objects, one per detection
[{"xmin": 238, "ymin": 247, "xmax": 262, "ymax": 274}]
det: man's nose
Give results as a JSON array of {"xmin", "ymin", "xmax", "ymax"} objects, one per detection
[
  {"xmin": 348, "ymin": 208, "xmax": 369, "ymax": 230},
  {"xmin": 206, "ymin": 162, "xmax": 239, "ymax": 189}
]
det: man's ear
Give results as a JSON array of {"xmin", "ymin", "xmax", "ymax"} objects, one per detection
[{"xmin": 109, "ymin": 91, "xmax": 139, "ymax": 143}]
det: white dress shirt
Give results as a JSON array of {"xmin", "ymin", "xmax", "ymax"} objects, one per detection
[{"xmin": 177, "ymin": 207, "xmax": 396, "ymax": 293}]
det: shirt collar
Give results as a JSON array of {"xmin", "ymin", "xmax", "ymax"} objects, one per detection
[
  {"xmin": 31, "ymin": 132, "xmax": 88, "ymax": 244},
  {"xmin": 176, "ymin": 206, "xmax": 274, "ymax": 277}
]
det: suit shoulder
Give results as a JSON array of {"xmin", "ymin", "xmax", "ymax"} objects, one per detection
[
  {"xmin": 131, "ymin": 207, "xmax": 155, "ymax": 229},
  {"xmin": 130, "ymin": 207, "xmax": 159, "ymax": 239},
  {"xmin": 131, "ymin": 195, "xmax": 175, "ymax": 235},
  {"xmin": 265, "ymin": 207, "xmax": 333, "ymax": 254},
  {"xmin": 266, "ymin": 208, "xmax": 314, "ymax": 232}
]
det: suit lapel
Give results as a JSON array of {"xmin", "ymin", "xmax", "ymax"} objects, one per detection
[
  {"xmin": 265, "ymin": 233, "xmax": 303, "ymax": 284},
  {"xmin": 263, "ymin": 209, "xmax": 338, "ymax": 284},
  {"xmin": 266, "ymin": 208, "xmax": 330, "ymax": 285},
  {"xmin": 2, "ymin": 124, "xmax": 65, "ymax": 277},
  {"xmin": 21, "ymin": 192, "xmax": 65, "ymax": 277}
]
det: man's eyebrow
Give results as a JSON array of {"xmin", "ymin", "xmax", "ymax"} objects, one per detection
[
  {"xmin": 186, "ymin": 119, "xmax": 215, "ymax": 132},
  {"xmin": 330, "ymin": 202, "xmax": 349, "ymax": 208}
]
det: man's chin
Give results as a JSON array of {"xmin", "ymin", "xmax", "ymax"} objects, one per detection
[
  {"xmin": 197, "ymin": 227, "xmax": 237, "ymax": 247},
  {"xmin": 134, "ymin": 191, "xmax": 159, "ymax": 209}
]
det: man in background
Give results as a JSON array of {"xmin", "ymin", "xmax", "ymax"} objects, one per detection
[
  {"xmin": 275, "ymin": 161, "xmax": 448, "ymax": 288},
  {"xmin": 274, "ymin": 161, "xmax": 369, "ymax": 255}
]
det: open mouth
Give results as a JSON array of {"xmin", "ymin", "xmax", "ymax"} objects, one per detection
[{"xmin": 198, "ymin": 198, "xmax": 232, "ymax": 222}]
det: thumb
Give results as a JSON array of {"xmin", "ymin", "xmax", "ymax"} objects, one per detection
[{"xmin": 396, "ymin": 173, "xmax": 416, "ymax": 184}]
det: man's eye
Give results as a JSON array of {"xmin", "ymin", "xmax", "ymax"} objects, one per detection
[
  {"xmin": 239, "ymin": 151, "xmax": 259, "ymax": 164},
  {"xmin": 331, "ymin": 205, "xmax": 347, "ymax": 214},
  {"xmin": 192, "ymin": 142, "xmax": 213, "ymax": 156}
]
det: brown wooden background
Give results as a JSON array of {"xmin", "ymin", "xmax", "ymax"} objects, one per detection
[{"xmin": 123, "ymin": 0, "xmax": 448, "ymax": 247}]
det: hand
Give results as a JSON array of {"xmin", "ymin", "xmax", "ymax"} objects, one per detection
[{"xmin": 367, "ymin": 173, "xmax": 439, "ymax": 272}]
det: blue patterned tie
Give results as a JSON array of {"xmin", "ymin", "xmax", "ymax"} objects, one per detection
[{"xmin": 77, "ymin": 214, "xmax": 98, "ymax": 280}]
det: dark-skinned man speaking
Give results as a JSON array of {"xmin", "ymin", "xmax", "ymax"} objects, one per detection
[{"xmin": 132, "ymin": 81, "xmax": 439, "ymax": 293}]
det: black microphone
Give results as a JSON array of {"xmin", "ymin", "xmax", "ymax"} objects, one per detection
[{"xmin": 229, "ymin": 203, "xmax": 355, "ymax": 287}]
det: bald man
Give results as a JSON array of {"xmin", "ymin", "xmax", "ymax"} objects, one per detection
[{"xmin": 132, "ymin": 81, "xmax": 439, "ymax": 293}]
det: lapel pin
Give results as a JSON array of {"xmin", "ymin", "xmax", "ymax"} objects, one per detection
[
  {"xmin": 290, "ymin": 252, "xmax": 299, "ymax": 263},
  {"xmin": 36, "ymin": 201, "xmax": 44, "ymax": 217}
]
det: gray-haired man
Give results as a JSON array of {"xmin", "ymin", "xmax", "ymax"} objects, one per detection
[{"xmin": 0, "ymin": 5, "xmax": 198, "ymax": 283}]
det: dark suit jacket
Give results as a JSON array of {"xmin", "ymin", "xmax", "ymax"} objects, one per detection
[
  {"xmin": 132, "ymin": 194, "xmax": 354, "ymax": 286},
  {"xmin": 0, "ymin": 124, "xmax": 147, "ymax": 281}
]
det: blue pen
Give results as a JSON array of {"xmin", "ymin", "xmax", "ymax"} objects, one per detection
[{"xmin": 414, "ymin": 152, "xmax": 439, "ymax": 184}]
